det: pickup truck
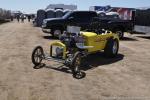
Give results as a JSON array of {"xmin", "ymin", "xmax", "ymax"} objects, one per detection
[{"xmin": 42, "ymin": 11, "xmax": 134, "ymax": 38}]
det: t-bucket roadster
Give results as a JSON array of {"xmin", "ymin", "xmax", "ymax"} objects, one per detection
[{"xmin": 31, "ymin": 26, "xmax": 119, "ymax": 79}]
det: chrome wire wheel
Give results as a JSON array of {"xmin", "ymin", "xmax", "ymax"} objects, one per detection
[
  {"xmin": 72, "ymin": 52, "xmax": 86, "ymax": 79},
  {"xmin": 74, "ymin": 56, "xmax": 81, "ymax": 72},
  {"xmin": 32, "ymin": 46, "xmax": 44, "ymax": 66}
]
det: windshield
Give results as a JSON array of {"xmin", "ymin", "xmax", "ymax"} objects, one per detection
[{"xmin": 62, "ymin": 11, "xmax": 72, "ymax": 19}]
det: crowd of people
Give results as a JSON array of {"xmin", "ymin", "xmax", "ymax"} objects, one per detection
[{"xmin": 15, "ymin": 14, "xmax": 34, "ymax": 23}]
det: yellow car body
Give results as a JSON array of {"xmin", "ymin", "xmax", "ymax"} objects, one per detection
[
  {"xmin": 50, "ymin": 31, "xmax": 119, "ymax": 59},
  {"xmin": 50, "ymin": 41, "xmax": 67, "ymax": 59},
  {"xmin": 81, "ymin": 31, "xmax": 119, "ymax": 53}
]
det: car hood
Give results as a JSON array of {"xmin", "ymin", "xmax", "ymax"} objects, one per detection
[{"xmin": 81, "ymin": 31, "xmax": 97, "ymax": 37}]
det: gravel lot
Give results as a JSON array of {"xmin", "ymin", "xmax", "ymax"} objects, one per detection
[{"xmin": 0, "ymin": 20, "xmax": 150, "ymax": 100}]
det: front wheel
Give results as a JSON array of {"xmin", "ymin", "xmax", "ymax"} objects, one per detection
[
  {"xmin": 71, "ymin": 52, "xmax": 82, "ymax": 73},
  {"xmin": 32, "ymin": 46, "xmax": 44, "ymax": 66},
  {"xmin": 71, "ymin": 52, "xmax": 86, "ymax": 79}
]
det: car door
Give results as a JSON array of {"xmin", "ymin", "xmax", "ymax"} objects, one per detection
[
  {"xmin": 65, "ymin": 12, "xmax": 77, "ymax": 26},
  {"xmin": 94, "ymin": 33, "xmax": 110, "ymax": 50},
  {"xmin": 79, "ymin": 12, "xmax": 97, "ymax": 30},
  {"xmin": 78, "ymin": 12, "xmax": 90, "ymax": 29},
  {"xmin": 71, "ymin": 12, "xmax": 90, "ymax": 30},
  {"xmin": 87, "ymin": 33, "xmax": 107, "ymax": 52}
]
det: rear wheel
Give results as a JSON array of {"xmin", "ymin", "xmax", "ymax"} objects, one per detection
[
  {"xmin": 32, "ymin": 46, "xmax": 44, "ymax": 66},
  {"xmin": 104, "ymin": 39, "xmax": 119, "ymax": 57}
]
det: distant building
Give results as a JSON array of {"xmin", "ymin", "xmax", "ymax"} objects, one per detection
[{"xmin": 46, "ymin": 4, "xmax": 77, "ymax": 10}]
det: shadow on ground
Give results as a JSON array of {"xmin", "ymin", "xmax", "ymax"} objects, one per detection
[
  {"xmin": 137, "ymin": 36, "xmax": 150, "ymax": 40},
  {"xmin": 121, "ymin": 37, "xmax": 138, "ymax": 41},
  {"xmin": 43, "ymin": 35, "xmax": 58, "ymax": 40},
  {"xmin": 34, "ymin": 63, "xmax": 72, "ymax": 74},
  {"xmin": 81, "ymin": 52, "xmax": 124, "ymax": 71},
  {"xmin": 33, "ymin": 52, "xmax": 124, "ymax": 76}
]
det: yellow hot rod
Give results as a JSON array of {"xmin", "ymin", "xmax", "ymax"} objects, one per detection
[{"xmin": 32, "ymin": 26, "xmax": 119, "ymax": 79}]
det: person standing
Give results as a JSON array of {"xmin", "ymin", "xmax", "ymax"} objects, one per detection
[
  {"xmin": 11, "ymin": 15, "xmax": 14, "ymax": 21},
  {"xmin": 16, "ymin": 14, "xmax": 20, "ymax": 22},
  {"xmin": 27, "ymin": 15, "xmax": 31, "ymax": 22},
  {"xmin": 20, "ymin": 14, "xmax": 25, "ymax": 23}
]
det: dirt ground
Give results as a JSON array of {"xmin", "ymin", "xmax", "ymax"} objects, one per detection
[{"xmin": 0, "ymin": 20, "xmax": 150, "ymax": 100}]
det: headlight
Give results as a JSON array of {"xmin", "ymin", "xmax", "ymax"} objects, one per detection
[{"xmin": 52, "ymin": 46, "xmax": 63, "ymax": 58}]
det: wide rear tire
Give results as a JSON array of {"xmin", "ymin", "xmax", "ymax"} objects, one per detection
[{"xmin": 104, "ymin": 39, "xmax": 119, "ymax": 58}]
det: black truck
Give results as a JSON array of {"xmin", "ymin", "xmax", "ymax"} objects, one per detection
[{"xmin": 42, "ymin": 11, "xmax": 134, "ymax": 38}]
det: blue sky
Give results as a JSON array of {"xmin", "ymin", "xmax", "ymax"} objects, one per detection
[{"xmin": 0, "ymin": 0, "xmax": 150, "ymax": 13}]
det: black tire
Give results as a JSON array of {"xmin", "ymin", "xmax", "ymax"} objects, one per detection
[
  {"xmin": 104, "ymin": 38, "xmax": 119, "ymax": 58},
  {"xmin": 32, "ymin": 46, "xmax": 44, "ymax": 66},
  {"xmin": 51, "ymin": 29, "xmax": 62, "ymax": 38},
  {"xmin": 116, "ymin": 31, "xmax": 124, "ymax": 39},
  {"xmin": 72, "ymin": 71, "xmax": 86, "ymax": 79}
]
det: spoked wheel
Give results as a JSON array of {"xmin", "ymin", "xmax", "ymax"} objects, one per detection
[
  {"xmin": 73, "ymin": 71, "xmax": 86, "ymax": 79},
  {"xmin": 32, "ymin": 46, "xmax": 44, "ymax": 66},
  {"xmin": 71, "ymin": 52, "xmax": 86, "ymax": 79}
]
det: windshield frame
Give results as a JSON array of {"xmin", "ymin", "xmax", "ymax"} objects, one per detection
[{"xmin": 62, "ymin": 11, "xmax": 73, "ymax": 19}]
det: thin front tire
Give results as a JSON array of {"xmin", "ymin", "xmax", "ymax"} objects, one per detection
[{"xmin": 32, "ymin": 46, "xmax": 44, "ymax": 66}]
